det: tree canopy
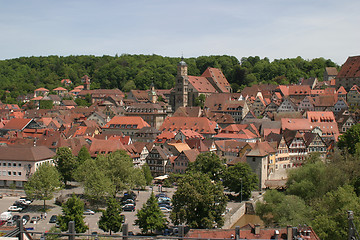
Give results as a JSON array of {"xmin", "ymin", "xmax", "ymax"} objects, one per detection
[
  {"xmin": 58, "ymin": 194, "xmax": 88, "ymax": 233},
  {"xmin": 222, "ymin": 162, "xmax": 258, "ymax": 200},
  {"xmin": 187, "ymin": 152, "xmax": 226, "ymax": 181},
  {"xmin": 170, "ymin": 172, "xmax": 227, "ymax": 229},
  {"xmin": 24, "ymin": 162, "xmax": 62, "ymax": 212},
  {"xmin": 98, "ymin": 197, "xmax": 123, "ymax": 235},
  {"xmin": 55, "ymin": 147, "xmax": 78, "ymax": 185},
  {"xmin": 135, "ymin": 192, "xmax": 167, "ymax": 234},
  {"xmin": 0, "ymin": 54, "xmax": 337, "ymax": 104}
]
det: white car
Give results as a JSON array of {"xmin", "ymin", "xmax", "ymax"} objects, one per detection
[
  {"xmin": 83, "ymin": 209, "xmax": 95, "ymax": 215},
  {"xmin": 8, "ymin": 206, "xmax": 23, "ymax": 212},
  {"xmin": 159, "ymin": 207, "xmax": 171, "ymax": 213}
]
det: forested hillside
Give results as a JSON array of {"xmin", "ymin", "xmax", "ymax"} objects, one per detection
[{"xmin": 0, "ymin": 54, "xmax": 338, "ymax": 103}]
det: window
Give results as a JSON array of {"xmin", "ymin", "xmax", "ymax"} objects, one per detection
[
  {"xmin": 18, "ymin": 172, "xmax": 21, "ymax": 176},
  {"xmin": 8, "ymin": 171, "xmax": 11, "ymax": 176},
  {"xmin": 13, "ymin": 163, "xmax": 16, "ymax": 167},
  {"xmin": 252, "ymin": 157, "xmax": 256, "ymax": 162},
  {"xmin": 13, "ymin": 172, "xmax": 16, "ymax": 176},
  {"xmin": 8, "ymin": 163, "xmax": 11, "ymax": 167},
  {"xmin": 18, "ymin": 163, "xmax": 21, "ymax": 167}
]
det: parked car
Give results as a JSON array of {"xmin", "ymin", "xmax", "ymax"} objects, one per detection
[
  {"xmin": 156, "ymin": 193, "xmax": 167, "ymax": 198},
  {"xmin": 30, "ymin": 216, "xmax": 40, "ymax": 223},
  {"xmin": 8, "ymin": 206, "xmax": 22, "ymax": 212},
  {"xmin": 122, "ymin": 204, "xmax": 135, "ymax": 212},
  {"xmin": 158, "ymin": 197, "xmax": 171, "ymax": 204},
  {"xmin": 83, "ymin": 209, "xmax": 95, "ymax": 215},
  {"xmin": 12, "ymin": 215, "xmax": 21, "ymax": 222},
  {"xmin": 122, "ymin": 191, "xmax": 137, "ymax": 201},
  {"xmin": 22, "ymin": 215, "xmax": 30, "ymax": 225},
  {"xmin": 158, "ymin": 203, "xmax": 172, "ymax": 210},
  {"xmin": 18, "ymin": 199, "xmax": 32, "ymax": 205},
  {"xmin": 49, "ymin": 215, "xmax": 57, "ymax": 223},
  {"xmin": 122, "ymin": 199, "xmax": 136, "ymax": 206},
  {"xmin": 14, "ymin": 201, "xmax": 28, "ymax": 209},
  {"xmin": 159, "ymin": 207, "xmax": 171, "ymax": 213}
]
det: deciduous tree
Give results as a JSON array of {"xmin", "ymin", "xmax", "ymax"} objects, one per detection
[
  {"xmin": 222, "ymin": 162, "xmax": 258, "ymax": 200},
  {"xmin": 170, "ymin": 172, "xmax": 227, "ymax": 229},
  {"xmin": 55, "ymin": 147, "xmax": 78, "ymax": 185},
  {"xmin": 24, "ymin": 162, "xmax": 62, "ymax": 212},
  {"xmin": 187, "ymin": 152, "xmax": 226, "ymax": 181}
]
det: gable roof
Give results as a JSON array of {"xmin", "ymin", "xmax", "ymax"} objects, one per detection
[
  {"xmin": 201, "ymin": 67, "xmax": 231, "ymax": 93},
  {"xmin": 3, "ymin": 118, "xmax": 33, "ymax": 131},
  {"xmin": 160, "ymin": 117, "xmax": 219, "ymax": 135},
  {"xmin": 337, "ymin": 56, "xmax": 360, "ymax": 78},
  {"xmin": 188, "ymin": 76, "xmax": 217, "ymax": 93}
]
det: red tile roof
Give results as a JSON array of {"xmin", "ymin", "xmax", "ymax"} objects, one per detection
[
  {"xmin": 337, "ymin": 86, "xmax": 347, "ymax": 94},
  {"xmin": 103, "ymin": 116, "xmax": 150, "ymax": 129},
  {"xmin": 34, "ymin": 88, "xmax": 49, "ymax": 92},
  {"xmin": 188, "ymin": 76, "xmax": 216, "ymax": 93},
  {"xmin": 89, "ymin": 138, "xmax": 126, "ymax": 157},
  {"xmin": 281, "ymin": 118, "xmax": 312, "ymax": 132},
  {"xmin": 337, "ymin": 56, "xmax": 360, "ymax": 78},
  {"xmin": 53, "ymin": 87, "xmax": 67, "ymax": 91},
  {"xmin": 160, "ymin": 117, "xmax": 219, "ymax": 135},
  {"xmin": 3, "ymin": 118, "xmax": 33, "ymax": 130},
  {"xmin": 201, "ymin": 67, "xmax": 231, "ymax": 93}
]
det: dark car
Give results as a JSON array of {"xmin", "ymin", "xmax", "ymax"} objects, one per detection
[
  {"xmin": 49, "ymin": 215, "xmax": 57, "ymax": 223},
  {"xmin": 156, "ymin": 193, "xmax": 167, "ymax": 198},
  {"xmin": 12, "ymin": 215, "xmax": 21, "ymax": 222},
  {"xmin": 122, "ymin": 191, "xmax": 137, "ymax": 201},
  {"xmin": 122, "ymin": 199, "xmax": 136, "ymax": 206},
  {"xmin": 22, "ymin": 215, "xmax": 30, "ymax": 225},
  {"xmin": 122, "ymin": 204, "xmax": 135, "ymax": 212}
]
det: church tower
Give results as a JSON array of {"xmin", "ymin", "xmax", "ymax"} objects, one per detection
[
  {"xmin": 82, "ymin": 75, "xmax": 91, "ymax": 90},
  {"xmin": 148, "ymin": 82, "xmax": 157, "ymax": 103},
  {"xmin": 174, "ymin": 59, "xmax": 189, "ymax": 110}
]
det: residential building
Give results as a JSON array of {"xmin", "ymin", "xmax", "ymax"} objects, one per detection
[
  {"xmin": 102, "ymin": 116, "xmax": 151, "ymax": 136},
  {"xmin": 336, "ymin": 55, "xmax": 360, "ymax": 89}
]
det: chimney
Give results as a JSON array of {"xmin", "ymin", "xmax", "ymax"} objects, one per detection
[
  {"xmin": 235, "ymin": 226, "xmax": 240, "ymax": 240},
  {"xmin": 287, "ymin": 226, "xmax": 293, "ymax": 240},
  {"xmin": 254, "ymin": 224, "xmax": 260, "ymax": 235},
  {"xmin": 274, "ymin": 230, "xmax": 279, "ymax": 239}
]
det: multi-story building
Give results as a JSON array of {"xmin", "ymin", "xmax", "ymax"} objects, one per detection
[{"xmin": 0, "ymin": 145, "xmax": 56, "ymax": 188}]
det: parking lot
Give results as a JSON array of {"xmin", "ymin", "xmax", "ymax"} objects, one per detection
[{"xmin": 0, "ymin": 185, "xmax": 176, "ymax": 235}]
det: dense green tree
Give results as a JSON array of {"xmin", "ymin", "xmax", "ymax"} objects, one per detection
[
  {"xmin": 256, "ymin": 190, "xmax": 311, "ymax": 227},
  {"xmin": 142, "ymin": 163, "xmax": 153, "ymax": 186},
  {"xmin": 24, "ymin": 162, "xmax": 62, "ymax": 212},
  {"xmin": 58, "ymin": 194, "xmax": 88, "ymax": 233},
  {"xmin": 286, "ymin": 161, "xmax": 346, "ymax": 203},
  {"xmin": 338, "ymin": 124, "xmax": 360, "ymax": 154},
  {"xmin": 77, "ymin": 146, "xmax": 91, "ymax": 165},
  {"xmin": 97, "ymin": 150, "xmax": 146, "ymax": 194},
  {"xmin": 0, "ymin": 55, "xmax": 338, "ymax": 103},
  {"xmin": 312, "ymin": 185, "xmax": 360, "ymax": 240},
  {"xmin": 55, "ymin": 147, "xmax": 78, "ymax": 185},
  {"xmin": 98, "ymin": 197, "xmax": 123, "ymax": 235},
  {"xmin": 75, "ymin": 158, "xmax": 114, "ymax": 205},
  {"xmin": 194, "ymin": 94, "xmax": 206, "ymax": 108},
  {"xmin": 39, "ymin": 100, "xmax": 53, "ymax": 109},
  {"xmin": 170, "ymin": 172, "xmax": 227, "ymax": 229},
  {"xmin": 135, "ymin": 192, "xmax": 167, "ymax": 234},
  {"xmin": 187, "ymin": 152, "xmax": 226, "ymax": 181},
  {"xmin": 222, "ymin": 163, "xmax": 258, "ymax": 200}
]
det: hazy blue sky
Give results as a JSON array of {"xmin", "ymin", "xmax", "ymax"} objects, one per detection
[{"xmin": 1, "ymin": 0, "xmax": 359, "ymax": 64}]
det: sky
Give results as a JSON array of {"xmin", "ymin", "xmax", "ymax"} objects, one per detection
[{"xmin": 0, "ymin": 0, "xmax": 359, "ymax": 65}]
